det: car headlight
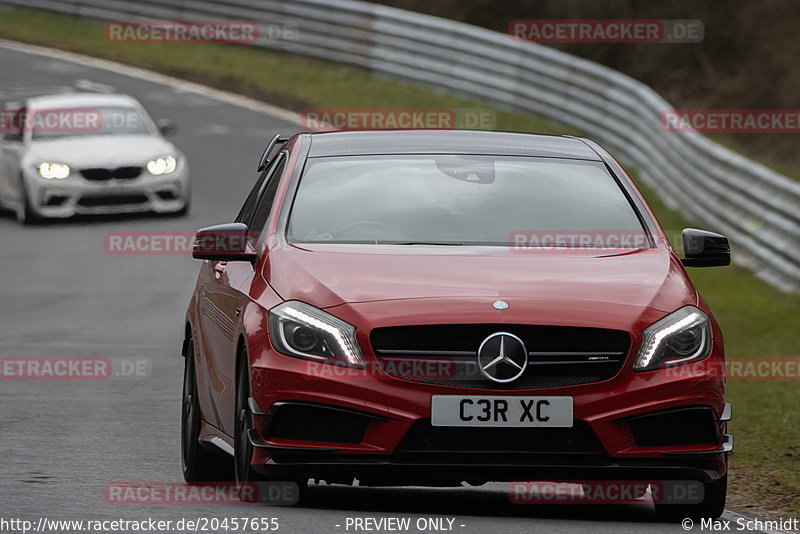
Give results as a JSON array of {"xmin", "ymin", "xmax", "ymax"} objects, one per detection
[
  {"xmin": 634, "ymin": 306, "xmax": 711, "ymax": 372},
  {"xmin": 146, "ymin": 155, "xmax": 177, "ymax": 175},
  {"xmin": 269, "ymin": 301, "xmax": 365, "ymax": 368},
  {"xmin": 37, "ymin": 162, "xmax": 70, "ymax": 179}
]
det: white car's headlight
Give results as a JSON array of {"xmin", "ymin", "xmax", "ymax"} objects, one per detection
[
  {"xmin": 146, "ymin": 155, "xmax": 177, "ymax": 175},
  {"xmin": 634, "ymin": 306, "xmax": 712, "ymax": 372},
  {"xmin": 37, "ymin": 162, "xmax": 70, "ymax": 179},
  {"xmin": 269, "ymin": 301, "xmax": 365, "ymax": 368}
]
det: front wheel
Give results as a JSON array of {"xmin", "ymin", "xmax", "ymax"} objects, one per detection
[
  {"xmin": 181, "ymin": 339, "xmax": 232, "ymax": 481},
  {"xmin": 16, "ymin": 176, "xmax": 38, "ymax": 225},
  {"xmin": 654, "ymin": 474, "xmax": 727, "ymax": 521},
  {"xmin": 234, "ymin": 352, "xmax": 262, "ymax": 485},
  {"xmin": 233, "ymin": 349, "xmax": 309, "ymax": 503}
]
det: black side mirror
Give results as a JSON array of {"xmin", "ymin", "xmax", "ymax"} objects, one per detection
[
  {"xmin": 2, "ymin": 103, "xmax": 24, "ymax": 142},
  {"xmin": 680, "ymin": 228, "xmax": 730, "ymax": 267},
  {"xmin": 156, "ymin": 119, "xmax": 177, "ymax": 137},
  {"xmin": 192, "ymin": 223, "xmax": 257, "ymax": 262},
  {"xmin": 3, "ymin": 130, "xmax": 23, "ymax": 142}
]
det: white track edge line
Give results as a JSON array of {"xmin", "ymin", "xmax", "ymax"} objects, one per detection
[{"xmin": 0, "ymin": 38, "xmax": 302, "ymax": 125}]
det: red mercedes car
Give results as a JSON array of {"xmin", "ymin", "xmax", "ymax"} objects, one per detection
[{"xmin": 181, "ymin": 130, "xmax": 732, "ymax": 520}]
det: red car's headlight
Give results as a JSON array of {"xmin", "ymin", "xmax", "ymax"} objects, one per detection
[
  {"xmin": 268, "ymin": 301, "xmax": 365, "ymax": 368},
  {"xmin": 634, "ymin": 305, "xmax": 712, "ymax": 371}
]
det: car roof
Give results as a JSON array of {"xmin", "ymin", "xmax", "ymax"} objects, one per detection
[
  {"xmin": 305, "ymin": 130, "xmax": 601, "ymax": 160},
  {"xmin": 25, "ymin": 92, "xmax": 141, "ymax": 109}
]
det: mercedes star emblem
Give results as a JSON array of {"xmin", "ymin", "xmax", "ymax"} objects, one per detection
[{"xmin": 477, "ymin": 332, "xmax": 528, "ymax": 383}]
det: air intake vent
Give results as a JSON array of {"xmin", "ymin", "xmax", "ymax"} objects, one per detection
[
  {"xmin": 263, "ymin": 403, "xmax": 375, "ymax": 444},
  {"xmin": 626, "ymin": 406, "xmax": 720, "ymax": 447}
]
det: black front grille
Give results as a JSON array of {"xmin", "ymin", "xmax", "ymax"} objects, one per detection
[
  {"xmin": 264, "ymin": 403, "xmax": 372, "ymax": 444},
  {"xmin": 396, "ymin": 419, "xmax": 602, "ymax": 454},
  {"xmin": 370, "ymin": 324, "xmax": 630, "ymax": 389},
  {"xmin": 78, "ymin": 194, "xmax": 149, "ymax": 207},
  {"xmin": 80, "ymin": 166, "xmax": 142, "ymax": 181},
  {"xmin": 627, "ymin": 407, "xmax": 720, "ymax": 447}
]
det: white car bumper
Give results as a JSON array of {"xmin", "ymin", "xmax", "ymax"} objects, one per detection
[{"xmin": 24, "ymin": 162, "xmax": 190, "ymax": 218}]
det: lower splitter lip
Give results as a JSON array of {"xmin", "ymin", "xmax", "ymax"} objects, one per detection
[{"xmin": 256, "ymin": 453, "xmax": 727, "ymax": 484}]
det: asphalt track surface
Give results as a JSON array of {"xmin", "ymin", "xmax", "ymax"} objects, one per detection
[{"xmin": 0, "ymin": 42, "xmax": 774, "ymax": 534}]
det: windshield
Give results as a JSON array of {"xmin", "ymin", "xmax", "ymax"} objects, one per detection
[
  {"xmin": 30, "ymin": 105, "xmax": 153, "ymax": 140},
  {"xmin": 287, "ymin": 155, "xmax": 648, "ymax": 247}
]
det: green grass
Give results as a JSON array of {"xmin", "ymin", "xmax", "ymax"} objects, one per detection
[
  {"xmin": 633, "ymin": 178, "xmax": 800, "ymax": 513},
  {"xmin": 1, "ymin": 8, "xmax": 798, "ymax": 513}
]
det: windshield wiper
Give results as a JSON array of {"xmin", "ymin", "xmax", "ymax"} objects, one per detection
[{"xmin": 381, "ymin": 241, "xmax": 466, "ymax": 246}]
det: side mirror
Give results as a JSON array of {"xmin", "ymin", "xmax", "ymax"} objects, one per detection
[
  {"xmin": 3, "ymin": 130, "xmax": 23, "ymax": 142},
  {"xmin": 192, "ymin": 223, "xmax": 257, "ymax": 262},
  {"xmin": 2, "ymin": 103, "xmax": 24, "ymax": 142},
  {"xmin": 156, "ymin": 119, "xmax": 177, "ymax": 137},
  {"xmin": 680, "ymin": 228, "xmax": 730, "ymax": 267}
]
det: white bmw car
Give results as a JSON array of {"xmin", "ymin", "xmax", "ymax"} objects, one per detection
[{"xmin": 0, "ymin": 92, "xmax": 189, "ymax": 224}]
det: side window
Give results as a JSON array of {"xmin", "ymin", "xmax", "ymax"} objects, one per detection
[
  {"xmin": 235, "ymin": 171, "xmax": 269, "ymax": 226},
  {"xmin": 247, "ymin": 154, "xmax": 287, "ymax": 247},
  {"xmin": 235, "ymin": 150, "xmax": 286, "ymax": 225}
]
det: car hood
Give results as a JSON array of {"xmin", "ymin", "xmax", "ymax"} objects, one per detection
[
  {"xmin": 23, "ymin": 135, "xmax": 178, "ymax": 167},
  {"xmin": 264, "ymin": 242, "xmax": 697, "ymax": 313}
]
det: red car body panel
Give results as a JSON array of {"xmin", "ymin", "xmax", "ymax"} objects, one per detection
[
  {"xmin": 265, "ymin": 243, "xmax": 697, "ymax": 311},
  {"xmin": 184, "ymin": 130, "xmax": 729, "ymax": 486}
]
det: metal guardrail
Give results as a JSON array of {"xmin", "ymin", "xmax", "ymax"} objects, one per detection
[{"xmin": 3, "ymin": 0, "xmax": 800, "ymax": 293}]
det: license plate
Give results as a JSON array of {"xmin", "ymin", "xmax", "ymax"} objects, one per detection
[{"xmin": 431, "ymin": 395, "xmax": 573, "ymax": 427}]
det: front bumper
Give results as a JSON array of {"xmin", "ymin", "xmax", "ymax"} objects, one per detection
[
  {"xmin": 24, "ymin": 165, "xmax": 189, "ymax": 218},
  {"xmin": 245, "ymin": 330, "xmax": 731, "ymax": 484}
]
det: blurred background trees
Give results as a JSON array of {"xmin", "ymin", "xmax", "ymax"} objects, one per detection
[{"xmin": 369, "ymin": 0, "xmax": 800, "ymax": 170}]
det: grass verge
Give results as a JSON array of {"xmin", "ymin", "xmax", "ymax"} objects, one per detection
[{"xmin": 1, "ymin": 8, "xmax": 798, "ymax": 515}]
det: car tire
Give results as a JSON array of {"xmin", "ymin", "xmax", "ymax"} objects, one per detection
[
  {"xmin": 181, "ymin": 338, "xmax": 232, "ymax": 482},
  {"xmin": 233, "ymin": 348, "xmax": 310, "ymax": 504},
  {"xmin": 16, "ymin": 176, "xmax": 38, "ymax": 225},
  {"xmin": 654, "ymin": 474, "xmax": 727, "ymax": 521},
  {"xmin": 234, "ymin": 350, "xmax": 263, "ymax": 486}
]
